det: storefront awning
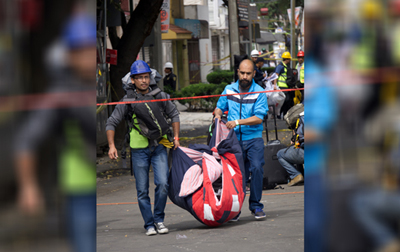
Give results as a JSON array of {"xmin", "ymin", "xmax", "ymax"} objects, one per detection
[
  {"xmin": 162, "ymin": 24, "xmax": 192, "ymax": 40},
  {"xmin": 174, "ymin": 19, "xmax": 209, "ymax": 39},
  {"xmin": 256, "ymin": 31, "xmax": 278, "ymax": 44}
]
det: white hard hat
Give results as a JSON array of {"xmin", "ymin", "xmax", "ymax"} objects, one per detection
[
  {"xmin": 164, "ymin": 62, "xmax": 173, "ymax": 69},
  {"xmin": 251, "ymin": 49, "xmax": 259, "ymax": 57}
]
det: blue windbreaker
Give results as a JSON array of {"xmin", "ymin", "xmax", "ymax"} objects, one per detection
[{"xmin": 217, "ymin": 80, "xmax": 268, "ymax": 141}]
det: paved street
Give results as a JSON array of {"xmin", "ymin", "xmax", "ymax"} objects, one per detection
[{"xmin": 97, "ymin": 114, "xmax": 303, "ymax": 252}]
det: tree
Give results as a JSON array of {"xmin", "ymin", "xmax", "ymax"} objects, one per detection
[
  {"xmin": 100, "ymin": 0, "xmax": 163, "ymax": 144},
  {"xmin": 257, "ymin": 0, "xmax": 304, "ymax": 31},
  {"xmin": 104, "ymin": 0, "xmax": 164, "ymax": 102}
]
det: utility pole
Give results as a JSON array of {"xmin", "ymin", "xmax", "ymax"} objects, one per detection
[
  {"xmin": 229, "ymin": 0, "xmax": 240, "ymax": 69},
  {"xmin": 290, "ymin": 0, "xmax": 295, "ymax": 68}
]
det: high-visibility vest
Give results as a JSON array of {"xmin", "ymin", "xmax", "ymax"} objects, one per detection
[
  {"xmin": 130, "ymin": 115, "xmax": 149, "ymax": 149},
  {"xmin": 129, "ymin": 114, "xmax": 170, "ymax": 149},
  {"xmin": 296, "ymin": 63, "xmax": 304, "ymax": 84},
  {"xmin": 277, "ymin": 62, "xmax": 289, "ymax": 88}
]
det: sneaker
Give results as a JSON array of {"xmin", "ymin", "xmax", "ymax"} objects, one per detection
[
  {"xmin": 252, "ymin": 208, "xmax": 266, "ymax": 219},
  {"xmin": 146, "ymin": 227, "xmax": 157, "ymax": 236},
  {"xmin": 287, "ymin": 174, "xmax": 304, "ymax": 186},
  {"xmin": 154, "ymin": 222, "xmax": 169, "ymax": 234},
  {"xmin": 229, "ymin": 212, "xmax": 241, "ymax": 222}
]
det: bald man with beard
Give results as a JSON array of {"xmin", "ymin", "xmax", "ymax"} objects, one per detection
[{"xmin": 214, "ymin": 59, "xmax": 269, "ymax": 221}]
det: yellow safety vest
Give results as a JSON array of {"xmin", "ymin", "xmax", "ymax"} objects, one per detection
[
  {"xmin": 129, "ymin": 114, "xmax": 172, "ymax": 149},
  {"xmin": 277, "ymin": 62, "xmax": 289, "ymax": 88}
]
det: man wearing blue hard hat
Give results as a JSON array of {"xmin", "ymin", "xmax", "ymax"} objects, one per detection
[{"xmin": 106, "ymin": 60, "xmax": 180, "ymax": 236}]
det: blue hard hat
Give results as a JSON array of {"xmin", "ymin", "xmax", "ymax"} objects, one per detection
[
  {"xmin": 62, "ymin": 13, "xmax": 96, "ymax": 49},
  {"xmin": 130, "ymin": 60, "xmax": 151, "ymax": 76}
]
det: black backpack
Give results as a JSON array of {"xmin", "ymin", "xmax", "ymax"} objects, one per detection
[
  {"xmin": 124, "ymin": 87, "xmax": 171, "ymax": 141},
  {"xmin": 282, "ymin": 63, "xmax": 297, "ymax": 88},
  {"xmin": 120, "ymin": 86, "xmax": 172, "ymax": 175}
]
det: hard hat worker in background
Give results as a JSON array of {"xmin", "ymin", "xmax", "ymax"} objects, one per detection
[
  {"xmin": 273, "ymin": 51, "xmax": 294, "ymax": 118},
  {"xmin": 106, "ymin": 60, "xmax": 180, "ymax": 236},
  {"xmin": 295, "ymin": 51, "xmax": 305, "ymax": 103},
  {"xmin": 163, "ymin": 62, "xmax": 176, "ymax": 94},
  {"xmin": 250, "ymin": 49, "xmax": 260, "ymax": 65},
  {"xmin": 296, "ymin": 51, "xmax": 305, "ymax": 85}
]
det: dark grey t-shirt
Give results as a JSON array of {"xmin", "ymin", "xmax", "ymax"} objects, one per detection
[{"xmin": 239, "ymin": 86, "xmax": 250, "ymax": 99}]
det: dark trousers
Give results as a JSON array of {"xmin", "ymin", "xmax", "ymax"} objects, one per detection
[{"xmin": 280, "ymin": 88, "xmax": 294, "ymax": 116}]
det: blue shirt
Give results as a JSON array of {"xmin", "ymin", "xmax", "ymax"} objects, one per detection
[
  {"xmin": 217, "ymin": 80, "xmax": 268, "ymax": 141},
  {"xmin": 275, "ymin": 64, "xmax": 285, "ymax": 75}
]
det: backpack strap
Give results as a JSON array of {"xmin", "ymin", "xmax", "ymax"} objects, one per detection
[
  {"xmin": 125, "ymin": 87, "xmax": 166, "ymax": 136},
  {"xmin": 146, "ymin": 87, "xmax": 162, "ymax": 97},
  {"xmin": 126, "ymin": 88, "xmax": 136, "ymax": 99}
]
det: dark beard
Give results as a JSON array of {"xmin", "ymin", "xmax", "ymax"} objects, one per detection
[{"xmin": 239, "ymin": 79, "xmax": 251, "ymax": 89}]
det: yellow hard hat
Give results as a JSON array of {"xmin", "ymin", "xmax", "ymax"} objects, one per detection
[
  {"xmin": 361, "ymin": 0, "xmax": 383, "ymax": 20},
  {"xmin": 282, "ymin": 51, "xmax": 291, "ymax": 59}
]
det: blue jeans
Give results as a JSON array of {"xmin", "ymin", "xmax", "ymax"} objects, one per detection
[
  {"xmin": 239, "ymin": 138, "xmax": 265, "ymax": 211},
  {"xmin": 66, "ymin": 194, "xmax": 96, "ymax": 252},
  {"xmin": 277, "ymin": 146, "xmax": 304, "ymax": 180},
  {"xmin": 131, "ymin": 144, "xmax": 169, "ymax": 230}
]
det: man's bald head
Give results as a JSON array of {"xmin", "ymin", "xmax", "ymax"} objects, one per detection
[
  {"xmin": 237, "ymin": 59, "xmax": 256, "ymax": 90},
  {"xmin": 239, "ymin": 59, "xmax": 255, "ymax": 70}
]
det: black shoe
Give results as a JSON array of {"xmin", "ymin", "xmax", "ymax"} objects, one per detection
[{"xmin": 251, "ymin": 208, "xmax": 266, "ymax": 219}]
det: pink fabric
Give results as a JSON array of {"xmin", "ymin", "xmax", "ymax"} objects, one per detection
[
  {"xmin": 215, "ymin": 120, "xmax": 230, "ymax": 147},
  {"xmin": 179, "ymin": 153, "xmax": 223, "ymax": 197},
  {"xmin": 179, "ymin": 146, "xmax": 203, "ymax": 163},
  {"xmin": 203, "ymin": 153, "xmax": 223, "ymax": 183},
  {"xmin": 179, "ymin": 164, "xmax": 203, "ymax": 197}
]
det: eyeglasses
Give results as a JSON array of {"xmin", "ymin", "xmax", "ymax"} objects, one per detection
[{"xmin": 134, "ymin": 76, "xmax": 150, "ymax": 81}]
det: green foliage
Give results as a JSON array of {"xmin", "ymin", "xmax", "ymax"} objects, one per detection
[
  {"xmin": 206, "ymin": 70, "xmax": 234, "ymax": 85},
  {"xmin": 257, "ymin": 0, "xmax": 304, "ymax": 30},
  {"xmin": 261, "ymin": 67, "xmax": 276, "ymax": 73},
  {"xmin": 174, "ymin": 83, "xmax": 229, "ymax": 112}
]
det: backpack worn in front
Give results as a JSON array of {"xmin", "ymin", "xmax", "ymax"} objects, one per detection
[{"xmin": 124, "ymin": 87, "xmax": 171, "ymax": 141}]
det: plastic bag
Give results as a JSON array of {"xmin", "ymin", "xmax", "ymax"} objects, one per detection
[
  {"xmin": 269, "ymin": 87, "xmax": 286, "ymax": 116},
  {"xmin": 263, "ymin": 73, "xmax": 278, "ymax": 102}
]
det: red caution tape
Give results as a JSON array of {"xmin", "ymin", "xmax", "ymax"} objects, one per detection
[{"xmin": 96, "ymin": 88, "xmax": 304, "ymax": 106}]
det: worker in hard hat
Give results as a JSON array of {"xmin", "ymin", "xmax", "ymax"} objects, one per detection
[
  {"xmin": 250, "ymin": 49, "xmax": 260, "ymax": 65},
  {"xmin": 295, "ymin": 51, "xmax": 305, "ymax": 103},
  {"xmin": 106, "ymin": 60, "xmax": 180, "ymax": 236},
  {"xmin": 163, "ymin": 62, "xmax": 176, "ymax": 94},
  {"xmin": 273, "ymin": 51, "xmax": 294, "ymax": 117}
]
